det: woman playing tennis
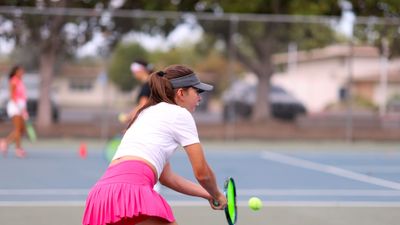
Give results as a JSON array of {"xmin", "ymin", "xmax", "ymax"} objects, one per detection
[{"xmin": 82, "ymin": 64, "xmax": 227, "ymax": 225}]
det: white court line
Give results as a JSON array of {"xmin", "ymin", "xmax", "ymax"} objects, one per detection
[
  {"xmin": 261, "ymin": 151, "xmax": 400, "ymax": 190},
  {"xmin": 3, "ymin": 188, "xmax": 400, "ymax": 197},
  {"xmin": 238, "ymin": 189, "xmax": 400, "ymax": 196},
  {"xmin": 0, "ymin": 201, "xmax": 85, "ymax": 207},
  {"xmin": 247, "ymin": 201, "xmax": 400, "ymax": 207},
  {"xmin": 1, "ymin": 201, "xmax": 400, "ymax": 207},
  {"xmin": 168, "ymin": 201, "xmax": 400, "ymax": 207},
  {"xmin": 341, "ymin": 166, "xmax": 400, "ymax": 173},
  {"xmin": 0, "ymin": 189, "xmax": 88, "ymax": 195},
  {"xmin": 163, "ymin": 189, "xmax": 400, "ymax": 196}
]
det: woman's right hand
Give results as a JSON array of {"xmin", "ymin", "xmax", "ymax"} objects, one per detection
[
  {"xmin": 22, "ymin": 110, "xmax": 29, "ymax": 120},
  {"xmin": 209, "ymin": 192, "xmax": 227, "ymax": 210}
]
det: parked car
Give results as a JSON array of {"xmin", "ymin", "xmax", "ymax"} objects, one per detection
[
  {"xmin": 388, "ymin": 99, "xmax": 400, "ymax": 113},
  {"xmin": 222, "ymin": 80, "xmax": 306, "ymax": 121},
  {"xmin": 0, "ymin": 75, "xmax": 59, "ymax": 122}
]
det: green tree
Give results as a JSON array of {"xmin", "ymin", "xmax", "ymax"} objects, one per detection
[
  {"xmin": 194, "ymin": 0, "xmax": 338, "ymax": 120},
  {"xmin": 107, "ymin": 42, "xmax": 148, "ymax": 92},
  {"xmin": 191, "ymin": 0, "xmax": 400, "ymax": 121},
  {"xmin": 1, "ymin": 0, "xmax": 398, "ymax": 126},
  {"xmin": 148, "ymin": 44, "xmax": 237, "ymax": 96},
  {"xmin": 0, "ymin": 0, "xmax": 182, "ymax": 128},
  {"xmin": 352, "ymin": 1, "xmax": 400, "ymax": 58},
  {"xmin": 0, "ymin": 0, "xmax": 109, "ymax": 128}
]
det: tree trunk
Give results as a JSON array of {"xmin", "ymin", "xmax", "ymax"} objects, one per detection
[
  {"xmin": 37, "ymin": 51, "xmax": 55, "ymax": 129},
  {"xmin": 252, "ymin": 70, "xmax": 272, "ymax": 121},
  {"xmin": 235, "ymin": 47, "xmax": 274, "ymax": 122}
]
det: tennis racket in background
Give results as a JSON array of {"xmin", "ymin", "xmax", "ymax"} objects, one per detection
[
  {"xmin": 104, "ymin": 135, "xmax": 122, "ymax": 163},
  {"xmin": 25, "ymin": 119, "xmax": 37, "ymax": 142},
  {"xmin": 214, "ymin": 177, "xmax": 237, "ymax": 225}
]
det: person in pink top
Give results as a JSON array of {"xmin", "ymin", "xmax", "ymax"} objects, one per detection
[{"xmin": 0, "ymin": 65, "xmax": 28, "ymax": 158}]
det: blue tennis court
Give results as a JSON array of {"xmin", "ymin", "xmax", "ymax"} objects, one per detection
[
  {"xmin": 0, "ymin": 139, "xmax": 400, "ymax": 225},
  {"xmin": 0, "ymin": 140, "xmax": 399, "ymax": 225}
]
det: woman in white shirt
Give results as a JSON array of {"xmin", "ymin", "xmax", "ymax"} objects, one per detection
[{"xmin": 83, "ymin": 64, "xmax": 227, "ymax": 225}]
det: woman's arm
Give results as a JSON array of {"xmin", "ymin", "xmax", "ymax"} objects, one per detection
[
  {"xmin": 185, "ymin": 144, "xmax": 219, "ymax": 195},
  {"xmin": 176, "ymin": 143, "xmax": 226, "ymax": 208},
  {"xmin": 9, "ymin": 82, "xmax": 17, "ymax": 102},
  {"xmin": 159, "ymin": 153, "xmax": 226, "ymax": 210},
  {"xmin": 159, "ymin": 162, "xmax": 211, "ymax": 200}
]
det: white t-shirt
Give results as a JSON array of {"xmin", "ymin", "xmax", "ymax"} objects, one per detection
[{"xmin": 113, "ymin": 102, "xmax": 200, "ymax": 178}]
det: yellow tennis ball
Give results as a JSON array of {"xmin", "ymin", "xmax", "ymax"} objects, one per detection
[
  {"xmin": 118, "ymin": 113, "xmax": 127, "ymax": 123},
  {"xmin": 248, "ymin": 197, "xmax": 263, "ymax": 211}
]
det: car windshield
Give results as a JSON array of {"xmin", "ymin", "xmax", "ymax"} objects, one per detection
[
  {"xmin": 24, "ymin": 76, "xmax": 40, "ymax": 89},
  {"xmin": 270, "ymin": 86, "xmax": 287, "ymax": 94}
]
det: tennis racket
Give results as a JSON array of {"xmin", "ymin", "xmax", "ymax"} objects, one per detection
[
  {"xmin": 104, "ymin": 135, "xmax": 122, "ymax": 163},
  {"xmin": 25, "ymin": 120, "xmax": 37, "ymax": 142},
  {"xmin": 214, "ymin": 177, "xmax": 237, "ymax": 225}
]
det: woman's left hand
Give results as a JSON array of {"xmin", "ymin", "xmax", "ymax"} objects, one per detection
[{"xmin": 209, "ymin": 193, "xmax": 227, "ymax": 210}]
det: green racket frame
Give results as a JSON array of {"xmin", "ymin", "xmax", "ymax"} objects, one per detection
[
  {"xmin": 25, "ymin": 120, "xmax": 37, "ymax": 142},
  {"xmin": 224, "ymin": 177, "xmax": 237, "ymax": 225}
]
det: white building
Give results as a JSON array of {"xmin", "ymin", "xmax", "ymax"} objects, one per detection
[
  {"xmin": 271, "ymin": 44, "xmax": 400, "ymax": 113},
  {"xmin": 53, "ymin": 64, "xmax": 135, "ymax": 110}
]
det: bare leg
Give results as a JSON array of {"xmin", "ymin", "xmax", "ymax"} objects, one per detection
[
  {"xmin": 110, "ymin": 217, "xmax": 178, "ymax": 225},
  {"xmin": 137, "ymin": 218, "xmax": 178, "ymax": 225},
  {"xmin": 5, "ymin": 116, "xmax": 20, "ymax": 146},
  {"xmin": 6, "ymin": 115, "xmax": 24, "ymax": 149},
  {"xmin": 6, "ymin": 115, "xmax": 26, "ymax": 157}
]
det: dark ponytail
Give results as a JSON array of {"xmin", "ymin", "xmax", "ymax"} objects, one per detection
[
  {"xmin": 126, "ymin": 65, "xmax": 194, "ymax": 129},
  {"xmin": 8, "ymin": 65, "xmax": 22, "ymax": 80}
]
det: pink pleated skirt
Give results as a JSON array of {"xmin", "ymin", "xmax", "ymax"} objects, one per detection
[{"xmin": 82, "ymin": 160, "xmax": 175, "ymax": 225}]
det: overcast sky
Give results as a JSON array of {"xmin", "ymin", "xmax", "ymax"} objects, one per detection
[
  {"xmin": 77, "ymin": 15, "xmax": 203, "ymax": 57},
  {"xmin": 0, "ymin": 1, "xmax": 355, "ymax": 57}
]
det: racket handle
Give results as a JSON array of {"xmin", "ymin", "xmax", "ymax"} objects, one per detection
[{"xmin": 212, "ymin": 200, "xmax": 220, "ymax": 207}]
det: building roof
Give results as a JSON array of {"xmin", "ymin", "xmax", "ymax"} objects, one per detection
[
  {"xmin": 58, "ymin": 64, "xmax": 104, "ymax": 78},
  {"xmin": 273, "ymin": 44, "xmax": 380, "ymax": 65}
]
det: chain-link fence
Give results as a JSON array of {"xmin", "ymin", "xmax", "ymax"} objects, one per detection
[{"xmin": 0, "ymin": 8, "xmax": 399, "ymax": 140}]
